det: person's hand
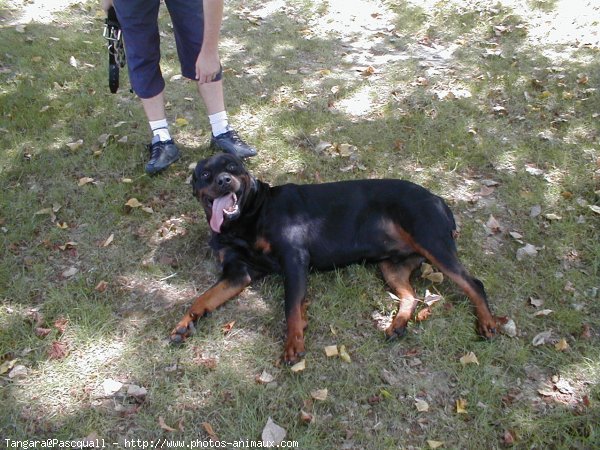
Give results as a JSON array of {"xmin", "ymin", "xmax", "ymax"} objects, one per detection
[
  {"xmin": 195, "ymin": 49, "xmax": 221, "ymax": 84},
  {"xmin": 102, "ymin": 0, "xmax": 113, "ymax": 12}
]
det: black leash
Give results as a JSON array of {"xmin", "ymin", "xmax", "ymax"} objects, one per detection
[{"xmin": 103, "ymin": 6, "xmax": 126, "ymax": 93}]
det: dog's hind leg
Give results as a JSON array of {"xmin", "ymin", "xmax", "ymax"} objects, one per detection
[
  {"xmin": 379, "ymin": 255, "xmax": 424, "ymax": 340},
  {"xmin": 412, "ymin": 236, "xmax": 497, "ymax": 339}
]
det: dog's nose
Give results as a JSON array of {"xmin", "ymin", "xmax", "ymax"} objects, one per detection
[{"xmin": 217, "ymin": 173, "xmax": 232, "ymax": 187}]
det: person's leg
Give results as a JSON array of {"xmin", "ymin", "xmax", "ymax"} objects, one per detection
[
  {"xmin": 113, "ymin": 0, "xmax": 180, "ymax": 173},
  {"xmin": 166, "ymin": 0, "xmax": 257, "ymax": 158}
]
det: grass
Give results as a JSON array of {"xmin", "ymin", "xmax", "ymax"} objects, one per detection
[{"xmin": 1, "ymin": 0, "xmax": 599, "ymax": 448}]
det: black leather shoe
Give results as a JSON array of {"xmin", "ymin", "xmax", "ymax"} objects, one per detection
[
  {"xmin": 145, "ymin": 138, "xmax": 181, "ymax": 174},
  {"xmin": 210, "ymin": 129, "xmax": 257, "ymax": 158}
]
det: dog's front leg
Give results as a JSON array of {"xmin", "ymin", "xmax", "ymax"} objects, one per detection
[
  {"xmin": 170, "ymin": 264, "xmax": 251, "ymax": 343},
  {"xmin": 281, "ymin": 251, "xmax": 310, "ymax": 364}
]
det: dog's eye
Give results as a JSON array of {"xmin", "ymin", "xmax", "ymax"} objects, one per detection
[
  {"xmin": 226, "ymin": 163, "xmax": 237, "ymax": 172},
  {"xmin": 200, "ymin": 171, "xmax": 211, "ymax": 179}
]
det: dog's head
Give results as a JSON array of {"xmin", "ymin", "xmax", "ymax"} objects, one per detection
[{"xmin": 191, "ymin": 153, "xmax": 255, "ymax": 233}]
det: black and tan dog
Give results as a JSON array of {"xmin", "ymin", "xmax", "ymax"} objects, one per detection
[{"xmin": 171, "ymin": 153, "xmax": 497, "ymax": 363}]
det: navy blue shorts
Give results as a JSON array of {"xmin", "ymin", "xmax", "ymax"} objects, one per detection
[{"xmin": 113, "ymin": 0, "xmax": 222, "ymax": 99}]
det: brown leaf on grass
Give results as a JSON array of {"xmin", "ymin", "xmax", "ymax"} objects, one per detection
[
  {"xmin": 58, "ymin": 241, "xmax": 77, "ymax": 251},
  {"xmin": 555, "ymin": 338, "xmax": 569, "ymax": 351},
  {"xmin": 456, "ymin": 398, "xmax": 468, "ymax": 414},
  {"xmin": 202, "ymin": 422, "xmax": 218, "ymax": 441},
  {"xmin": 361, "ymin": 66, "xmax": 376, "ymax": 76},
  {"xmin": 48, "ymin": 341, "xmax": 69, "ymax": 360},
  {"xmin": 78, "ymin": 177, "xmax": 95, "ymax": 186},
  {"xmin": 300, "ymin": 410, "xmax": 314, "ymax": 424},
  {"xmin": 35, "ymin": 327, "xmax": 52, "ymax": 338},
  {"xmin": 580, "ymin": 324, "xmax": 592, "ymax": 340},
  {"xmin": 54, "ymin": 317, "xmax": 68, "ymax": 334},
  {"xmin": 485, "ymin": 215, "xmax": 502, "ymax": 234},
  {"xmin": 427, "ymin": 440, "xmax": 445, "ymax": 449},
  {"xmin": 222, "ymin": 320, "xmax": 236, "ymax": 335},
  {"xmin": 503, "ymin": 430, "xmax": 516, "ymax": 445},
  {"xmin": 101, "ymin": 234, "xmax": 114, "ymax": 248},
  {"xmin": 95, "ymin": 280, "xmax": 109, "ymax": 293},
  {"xmin": 192, "ymin": 348, "xmax": 218, "ymax": 369},
  {"xmin": 158, "ymin": 416, "xmax": 176, "ymax": 432},
  {"xmin": 415, "ymin": 306, "xmax": 432, "ymax": 322}
]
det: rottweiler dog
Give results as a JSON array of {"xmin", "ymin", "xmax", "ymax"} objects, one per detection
[{"xmin": 170, "ymin": 153, "xmax": 497, "ymax": 363}]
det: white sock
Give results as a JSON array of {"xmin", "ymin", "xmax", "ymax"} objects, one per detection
[
  {"xmin": 209, "ymin": 111, "xmax": 229, "ymax": 137},
  {"xmin": 149, "ymin": 118, "xmax": 171, "ymax": 142}
]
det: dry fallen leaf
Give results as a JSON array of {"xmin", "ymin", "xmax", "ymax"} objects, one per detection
[
  {"xmin": 256, "ymin": 370, "xmax": 275, "ymax": 384},
  {"xmin": 95, "ymin": 280, "xmax": 109, "ymax": 292},
  {"xmin": 62, "ymin": 267, "xmax": 79, "ymax": 278},
  {"xmin": 339, "ymin": 345, "xmax": 351, "ymax": 363},
  {"xmin": 532, "ymin": 330, "xmax": 552, "ymax": 346},
  {"xmin": 8, "ymin": 365, "xmax": 28, "ymax": 379},
  {"xmin": 222, "ymin": 320, "xmax": 236, "ymax": 335},
  {"xmin": 500, "ymin": 318, "xmax": 517, "ymax": 337},
  {"xmin": 529, "ymin": 297, "xmax": 544, "ymax": 308},
  {"xmin": 300, "ymin": 410, "xmax": 314, "ymax": 424},
  {"xmin": 78, "ymin": 177, "xmax": 95, "ymax": 186},
  {"xmin": 534, "ymin": 309, "xmax": 553, "ymax": 317},
  {"xmin": 0, "ymin": 359, "xmax": 17, "ymax": 375},
  {"xmin": 102, "ymin": 234, "xmax": 114, "ymax": 248},
  {"xmin": 175, "ymin": 117, "xmax": 189, "ymax": 127},
  {"xmin": 125, "ymin": 198, "xmax": 143, "ymax": 208},
  {"xmin": 456, "ymin": 398, "xmax": 468, "ymax": 414},
  {"xmin": 261, "ymin": 417, "xmax": 286, "ymax": 447},
  {"xmin": 126, "ymin": 384, "xmax": 148, "ymax": 398},
  {"xmin": 459, "ymin": 352, "xmax": 479, "ymax": 366},
  {"xmin": 516, "ymin": 244, "xmax": 538, "ymax": 261},
  {"xmin": 415, "ymin": 398, "xmax": 430, "ymax": 412},
  {"xmin": 427, "ymin": 440, "xmax": 445, "ymax": 449},
  {"xmin": 102, "ymin": 379, "xmax": 123, "ymax": 396},
  {"xmin": 158, "ymin": 416, "xmax": 177, "ymax": 432},
  {"xmin": 324, "ymin": 345, "xmax": 338, "ymax": 357},
  {"xmin": 485, "ymin": 215, "xmax": 502, "ymax": 234},
  {"xmin": 290, "ymin": 359, "xmax": 306, "ymax": 373},
  {"xmin": 311, "ymin": 389, "xmax": 328, "ymax": 401},
  {"xmin": 425, "ymin": 272, "xmax": 444, "ymax": 283},
  {"xmin": 202, "ymin": 422, "xmax": 218, "ymax": 441},
  {"xmin": 555, "ymin": 338, "xmax": 569, "ymax": 351},
  {"xmin": 66, "ymin": 139, "xmax": 84, "ymax": 151}
]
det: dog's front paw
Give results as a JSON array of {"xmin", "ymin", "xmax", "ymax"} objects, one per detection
[
  {"xmin": 477, "ymin": 316, "xmax": 498, "ymax": 339},
  {"xmin": 384, "ymin": 324, "xmax": 407, "ymax": 341},
  {"xmin": 169, "ymin": 314, "xmax": 197, "ymax": 344},
  {"xmin": 283, "ymin": 333, "xmax": 306, "ymax": 365}
]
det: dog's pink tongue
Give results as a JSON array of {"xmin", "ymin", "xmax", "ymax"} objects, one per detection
[{"xmin": 210, "ymin": 193, "xmax": 235, "ymax": 233}]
